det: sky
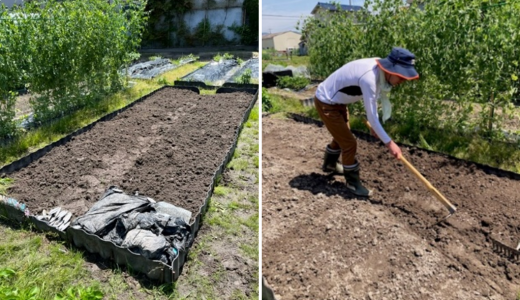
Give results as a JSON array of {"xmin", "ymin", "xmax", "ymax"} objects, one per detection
[{"xmin": 262, "ymin": 0, "xmax": 366, "ymax": 34}]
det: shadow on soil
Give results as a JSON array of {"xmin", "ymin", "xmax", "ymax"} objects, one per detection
[
  {"xmin": 289, "ymin": 172, "xmax": 356, "ymax": 200},
  {"xmin": 288, "ymin": 172, "xmax": 386, "ymax": 205}
]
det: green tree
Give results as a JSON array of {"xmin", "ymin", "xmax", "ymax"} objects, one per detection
[{"xmin": 300, "ymin": 0, "xmax": 520, "ymax": 142}]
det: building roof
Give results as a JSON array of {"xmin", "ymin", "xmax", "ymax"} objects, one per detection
[
  {"xmin": 311, "ymin": 2, "xmax": 364, "ymax": 14},
  {"xmin": 262, "ymin": 31, "xmax": 300, "ymax": 40}
]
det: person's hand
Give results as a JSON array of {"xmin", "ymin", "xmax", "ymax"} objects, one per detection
[
  {"xmin": 385, "ymin": 140, "xmax": 402, "ymax": 159},
  {"xmin": 370, "ymin": 127, "xmax": 379, "ymax": 139}
]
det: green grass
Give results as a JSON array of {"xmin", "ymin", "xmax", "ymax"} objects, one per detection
[
  {"xmin": 349, "ymin": 115, "xmax": 520, "ymax": 173},
  {"xmin": 1, "ymin": 80, "xmax": 162, "ymax": 168},
  {"xmin": 262, "ymin": 89, "xmax": 315, "ymax": 116},
  {"xmin": 0, "ymin": 226, "xmax": 103, "ymax": 300},
  {"xmin": 171, "ymin": 54, "xmax": 199, "ymax": 65},
  {"xmin": 264, "ymin": 88, "xmax": 520, "ymax": 174},
  {"xmin": 170, "ymin": 102, "xmax": 259, "ymax": 299},
  {"xmin": 276, "ymin": 76, "xmax": 310, "ymax": 90},
  {"xmin": 155, "ymin": 61, "xmax": 207, "ymax": 85},
  {"xmin": 0, "ymin": 178, "xmax": 13, "ymax": 195},
  {"xmin": 240, "ymin": 214, "xmax": 258, "ymax": 231},
  {"xmin": 213, "ymin": 186, "xmax": 232, "ymax": 196},
  {"xmin": 262, "ymin": 53, "xmax": 309, "ymax": 70},
  {"xmin": 0, "ymin": 63, "xmax": 256, "ymax": 299},
  {"xmin": 227, "ymin": 158, "xmax": 249, "ymax": 171},
  {"xmin": 1, "ymin": 63, "xmax": 210, "ymax": 169},
  {"xmin": 199, "ymin": 89, "xmax": 217, "ymax": 95}
]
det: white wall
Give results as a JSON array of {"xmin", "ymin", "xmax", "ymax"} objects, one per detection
[
  {"xmin": 273, "ymin": 32, "xmax": 301, "ymax": 51},
  {"xmin": 184, "ymin": 7, "xmax": 243, "ymax": 41},
  {"xmin": 262, "ymin": 38, "xmax": 274, "ymax": 50}
]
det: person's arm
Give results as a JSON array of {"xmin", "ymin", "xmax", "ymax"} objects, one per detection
[{"xmin": 360, "ymin": 76, "xmax": 402, "ymax": 159}]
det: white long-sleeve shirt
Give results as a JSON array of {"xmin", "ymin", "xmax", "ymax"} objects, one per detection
[{"xmin": 315, "ymin": 58, "xmax": 392, "ymax": 144}]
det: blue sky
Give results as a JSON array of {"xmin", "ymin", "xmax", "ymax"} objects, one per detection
[{"xmin": 262, "ymin": 0, "xmax": 366, "ymax": 34}]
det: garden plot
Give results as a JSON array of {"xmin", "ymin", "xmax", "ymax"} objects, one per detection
[
  {"xmin": 262, "ymin": 116, "xmax": 520, "ymax": 300},
  {"xmin": 223, "ymin": 58, "xmax": 260, "ymax": 88},
  {"xmin": 127, "ymin": 57, "xmax": 196, "ymax": 80},
  {"xmin": 4, "ymin": 87, "xmax": 254, "ymax": 220},
  {"xmin": 175, "ymin": 59, "xmax": 240, "ymax": 89}
]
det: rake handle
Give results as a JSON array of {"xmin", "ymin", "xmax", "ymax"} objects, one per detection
[{"xmin": 363, "ymin": 120, "xmax": 457, "ymax": 214}]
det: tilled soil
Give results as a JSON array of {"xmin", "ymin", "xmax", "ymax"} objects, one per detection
[
  {"xmin": 262, "ymin": 116, "xmax": 520, "ymax": 300},
  {"xmin": 6, "ymin": 87, "xmax": 254, "ymax": 221}
]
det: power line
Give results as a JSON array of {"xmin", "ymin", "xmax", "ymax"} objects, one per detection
[{"xmin": 262, "ymin": 14, "xmax": 310, "ymax": 18}]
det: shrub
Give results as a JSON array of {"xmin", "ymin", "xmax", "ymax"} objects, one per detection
[
  {"xmin": 262, "ymin": 52, "xmax": 272, "ymax": 60},
  {"xmin": 261, "ymin": 88, "xmax": 272, "ymax": 112},
  {"xmin": 277, "ymin": 76, "xmax": 310, "ymax": 90},
  {"xmin": 238, "ymin": 69, "xmax": 252, "ymax": 85}
]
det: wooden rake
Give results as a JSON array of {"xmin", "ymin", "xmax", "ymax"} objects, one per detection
[{"xmin": 363, "ymin": 120, "xmax": 457, "ymax": 217}]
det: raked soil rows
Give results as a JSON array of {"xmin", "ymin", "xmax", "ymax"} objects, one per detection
[{"xmin": 262, "ymin": 116, "xmax": 519, "ymax": 300}]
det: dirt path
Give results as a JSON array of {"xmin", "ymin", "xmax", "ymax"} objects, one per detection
[{"xmin": 262, "ymin": 116, "xmax": 520, "ymax": 300}]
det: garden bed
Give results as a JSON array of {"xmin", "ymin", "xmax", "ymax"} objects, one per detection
[
  {"xmin": 127, "ymin": 57, "xmax": 196, "ymax": 80},
  {"xmin": 262, "ymin": 115, "xmax": 520, "ymax": 299},
  {"xmin": 1, "ymin": 86, "xmax": 258, "ymax": 282},
  {"xmin": 175, "ymin": 59, "xmax": 240, "ymax": 89},
  {"xmin": 223, "ymin": 58, "xmax": 260, "ymax": 89}
]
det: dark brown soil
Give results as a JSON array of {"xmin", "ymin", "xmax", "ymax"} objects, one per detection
[
  {"xmin": 7, "ymin": 87, "xmax": 254, "ymax": 221},
  {"xmin": 262, "ymin": 116, "xmax": 520, "ymax": 300}
]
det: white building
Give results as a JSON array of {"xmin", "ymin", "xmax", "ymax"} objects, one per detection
[
  {"xmin": 310, "ymin": 2, "xmax": 364, "ymax": 22},
  {"xmin": 262, "ymin": 31, "xmax": 301, "ymax": 52}
]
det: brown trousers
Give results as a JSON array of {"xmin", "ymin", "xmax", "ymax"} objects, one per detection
[{"xmin": 314, "ymin": 97, "xmax": 357, "ymax": 165}]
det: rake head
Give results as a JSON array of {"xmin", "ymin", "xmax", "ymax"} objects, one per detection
[{"xmin": 490, "ymin": 237, "xmax": 520, "ymax": 261}]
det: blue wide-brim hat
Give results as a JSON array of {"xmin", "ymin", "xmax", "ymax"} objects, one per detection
[{"xmin": 376, "ymin": 47, "xmax": 419, "ymax": 80}]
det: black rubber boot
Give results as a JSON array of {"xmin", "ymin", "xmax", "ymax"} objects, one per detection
[
  {"xmin": 322, "ymin": 147, "xmax": 343, "ymax": 174},
  {"xmin": 344, "ymin": 165, "xmax": 373, "ymax": 197}
]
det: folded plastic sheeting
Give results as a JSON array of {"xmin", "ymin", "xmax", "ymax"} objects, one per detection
[
  {"xmin": 71, "ymin": 187, "xmax": 152, "ymax": 236},
  {"xmin": 71, "ymin": 186, "xmax": 193, "ymax": 264},
  {"xmin": 127, "ymin": 58, "xmax": 195, "ymax": 80}
]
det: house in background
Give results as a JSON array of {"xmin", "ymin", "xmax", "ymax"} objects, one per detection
[
  {"xmin": 262, "ymin": 31, "xmax": 301, "ymax": 52},
  {"xmin": 310, "ymin": 2, "xmax": 364, "ymax": 23}
]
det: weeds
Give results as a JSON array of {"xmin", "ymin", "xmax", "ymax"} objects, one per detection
[
  {"xmin": 238, "ymin": 69, "xmax": 252, "ymax": 85},
  {"xmin": 156, "ymin": 77, "xmax": 168, "ymax": 85},
  {"xmin": 213, "ymin": 53, "xmax": 234, "ymax": 62},
  {"xmin": 54, "ymin": 286, "xmax": 104, "ymax": 300},
  {"xmin": 213, "ymin": 53, "xmax": 222, "ymax": 62},
  {"xmin": 173, "ymin": 54, "xmax": 199, "ymax": 65},
  {"xmin": 0, "ymin": 178, "xmax": 13, "ymax": 195},
  {"xmin": 277, "ymin": 76, "xmax": 310, "ymax": 91},
  {"xmin": 222, "ymin": 53, "xmax": 234, "ymax": 60},
  {"xmin": 262, "ymin": 52, "xmax": 271, "ymax": 60},
  {"xmin": 262, "ymin": 88, "xmax": 273, "ymax": 112}
]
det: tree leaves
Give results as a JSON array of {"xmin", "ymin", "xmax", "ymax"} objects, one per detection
[
  {"xmin": 0, "ymin": 0, "xmax": 147, "ymax": 135},
  {"xmin": 301, "ymin": 0, "xmax": 520, "ymax": 140}
]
